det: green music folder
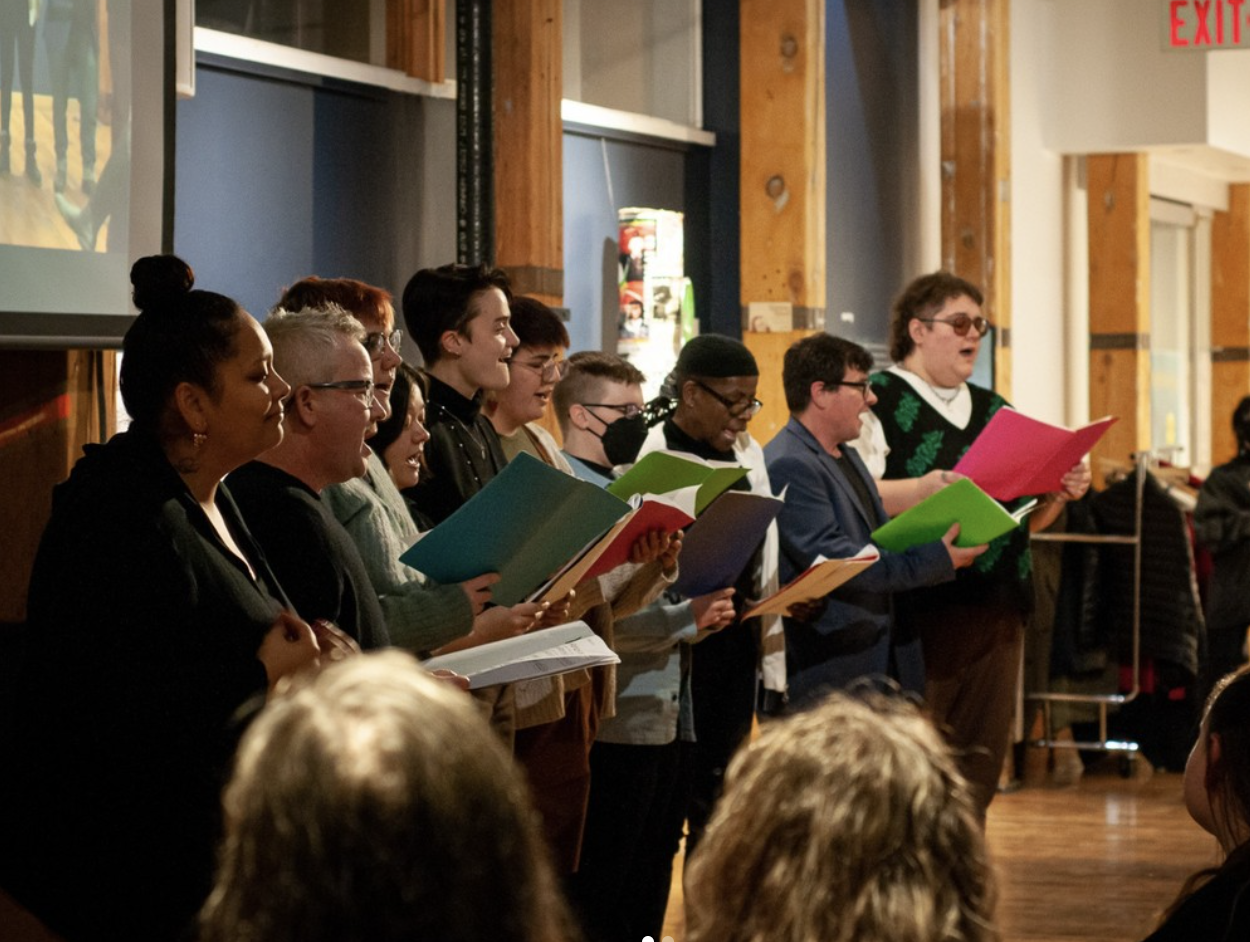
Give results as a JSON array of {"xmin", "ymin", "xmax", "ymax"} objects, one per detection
[{"xmin": 870, "ymin": 478, "xmax": 1037, "ymax": 553}]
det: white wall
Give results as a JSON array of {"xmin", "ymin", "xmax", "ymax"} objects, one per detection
[{"xmin": 1010, "ymin": 0, "xmax": 1070, "ymax": 424}]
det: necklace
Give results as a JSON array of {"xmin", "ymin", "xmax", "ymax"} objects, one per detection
[
  {"xmin": 925, "ymin": 381, "xmax": 961, "ymax": 405},
  {"xmin": 903, "ymin": 366, "xmax": 961, "ymax": 407},
  {"xmin": 431, "ymin": 400, "xmax": 488, "ymax": 461}
]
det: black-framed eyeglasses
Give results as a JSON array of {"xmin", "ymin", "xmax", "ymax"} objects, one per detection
[
  {"xmin": 306, "ymin": 379, "xmax": 377, "ymax": 406},
  {"xmin": 509, "ymin": 356, "xmax": 570, "ymax": 383},
  {"xmin": 692, "ymin": 379, "xmax": 763, "ymax": 418},
  {"xmin": 915, "ymin": 315, "xmax": 992, "ymax": 337},
  {"xmin": 362, "ymin": 329, "xmax": 402, "ymax": 356},
  {"xmin": 581, "ymin": 402, "xmax": 643, "ymax": 419},
  {"xmin": 824, "ymin": 380, "xmax": 873, "ymax": 400}
]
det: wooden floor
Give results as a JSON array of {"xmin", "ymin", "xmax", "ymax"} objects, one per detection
[{"xmin": 663, "ymin": 763, "xmax": 1218, "ymax": 942}]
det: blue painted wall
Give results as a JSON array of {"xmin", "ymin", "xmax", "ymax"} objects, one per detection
[
  {"xmin": 174, "ymin": 60, "xmax": 453, "ymax": 325},
  {"xmin": 826, "ymin": 0, "xmax": 918, "ymax": 349}
]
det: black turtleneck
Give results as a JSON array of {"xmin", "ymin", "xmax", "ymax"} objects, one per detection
[{"xmin": 404, "ymin": 372, "xmax": 508, "ymax": 525}]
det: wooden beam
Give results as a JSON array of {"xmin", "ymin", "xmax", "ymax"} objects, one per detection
[
  {"xmin": 493, "ymin": 0, "xmax": 563, "ymax": 308},
  {"xmin": 939, "ymin": 0, "xmax": 1011, "ymax": 397},
  {"xmin": 1087, "ymin": 153, "xmax": 1151, "ymax": 482},
  {"xmin": 387, "ymin": 0, "xmax": 445, "ymax": 83},
  {"xmin": 1210, "ymin": 183, "xmax": 1250, "ymax": 464},
  {"xmin": 739, "ymin": 0, "xmax": 826, "ymax": 330}
]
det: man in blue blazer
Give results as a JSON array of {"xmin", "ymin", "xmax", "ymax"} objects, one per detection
[{"xmin": 764, "ymin": 334, "xmax": 985, "ymax": 708}]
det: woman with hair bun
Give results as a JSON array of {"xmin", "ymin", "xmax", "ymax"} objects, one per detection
[{"xmin": 0, "ymin": 255, "xmax": 324, "ymax": 942}]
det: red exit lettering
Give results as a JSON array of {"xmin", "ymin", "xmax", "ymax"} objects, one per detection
[{"xmin": 1169, "ymin": 0, "xmax": 1248, "ymax": 47}]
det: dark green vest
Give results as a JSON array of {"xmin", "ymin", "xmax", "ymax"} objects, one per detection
[{"xmin": 869, "ymin": 370, "xmax": 1033, "ymax": 615}]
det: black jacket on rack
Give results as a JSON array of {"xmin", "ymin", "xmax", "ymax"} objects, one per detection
[{"xmin": 1087, "ymin": 472, "xmax": 1202, "ymax": 685}]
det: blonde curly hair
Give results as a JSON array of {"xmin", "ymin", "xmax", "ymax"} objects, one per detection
[{"xmin": 685, "ymin": 691, "xmax": 998, "ymax": 942}]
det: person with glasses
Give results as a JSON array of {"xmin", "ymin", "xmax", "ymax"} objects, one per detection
[
  {"xmin": 764, "ymin": 333, "xmax": 986, "ymax": 709},
  {"xmin": 279, "ymin": 277, "xmax": 543, "ymax": 679},
  {"xmin": 854, "ymin": 270, "xmax": 1090, "ymax": 819},
  {"xmin": 486, "ymin": 295, "xmax": 575, "ymax": 471},
  {"xmin": 637, "ymin": 334, "xmax": 784, "ymax": 871},
  {"xmin": 556, "ymin": 351, "xmax": 733, "ymax": 942},
  {"xmin": 227, "ymin": 305, "xmax": 390, "ymax": 651}
]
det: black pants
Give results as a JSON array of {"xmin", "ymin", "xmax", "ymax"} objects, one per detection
[
  {"xmin": 568, "ymin": 738, "xmax": 692, "ymax": 942},
  {"xmin": 684, "ymin": 623, "xmax": 758, "ymax": 857}
]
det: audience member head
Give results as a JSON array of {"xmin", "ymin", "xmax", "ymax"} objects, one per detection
[
  {"xmin": 685, "ymin": 691, "xmax": 998, "ymax": 942},
  {"xmin": 199, "ymin": 649, "xmax": 571, "ymax": 942},
  {"xmin": 1232, "ymin": 396, "xmax": 1250, "ymax": 457},
  {"xmin": 888, "ymin": 270, "xmax": 986, "ymax": 364},
  {"xmin": 262, "ymin": 306, "xmax": 381, "ymax": 491},
  {"xmin": 555, "ymin": 351, "xmax": 648, "ymax": 468},
  {"xmin": 667, "ymin": 334, "xmax": 761, "ymax": 454},
  {"xmin": 1184, "ymin": 666, "xmax": 1250, "ymax": 853},
  {"xmin": 277, "ymin": 276, "xmax": 402, "ymax": 422},
  {"xmin": 122, "ymin": 254, "xmax": 289, "ymax": 475},
  {"xmin": 782, "ymin": 334, "xmax": 877, "ymax": 448},
  {"xmin": 370, "ymin": 363, "xmax": 431, "ymax": 491},
  {"xmin": 401, "ymin": 265, "xmax": 516, "ymax": 397},
  {"xmin": 487, "ymin": 296, "xmax": 571, "ymax": 436}
]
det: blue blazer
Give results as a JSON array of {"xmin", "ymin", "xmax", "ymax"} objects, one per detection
[{"xmin": 764, "ymin": 417, "xmax": 954, "ymax": 704}]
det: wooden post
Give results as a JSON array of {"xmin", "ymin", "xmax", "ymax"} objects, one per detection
[
  {"xmin": 939, "ymin": 0, "xmax": 1011, "ymax": 397},
  {"xmin": 1210, "ymin": 184, "xmax": 1250, "ymax": 464},
  {"xmin": 1087, "ymin": 153, "xmax": 1151, "ymax": 483},
  {"xmin": 742, "ymin": 329, "xmax": 820, "ymax": 448},
  {"xmin": 492, "ymin": 0, "xmax": 563, "ymax": 308},
  {"xmin": 0, "ymin": 351, "xmax": 116, "ymax": 622},
  {"xmin": 387, "ymin": 0, "xmax": 446, "ymax": 83},
  {"xmin": 739, "ymin": 0, "xmax": 826, "ymax": 332}
]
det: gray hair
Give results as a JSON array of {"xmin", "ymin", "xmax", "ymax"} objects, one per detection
[{"xmin": 263, "ymin": 304, "xmax": 366, "ymax": 390}]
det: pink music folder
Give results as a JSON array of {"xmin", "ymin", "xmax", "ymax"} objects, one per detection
[{"xmin": 953, "ymin": 408, "xmax": 1117, "ymax": 501}]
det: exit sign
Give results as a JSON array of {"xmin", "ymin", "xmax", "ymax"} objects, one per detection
[{"xmin": 1164, "ymin": 0, "xmax": 1250, "ymax": 49}]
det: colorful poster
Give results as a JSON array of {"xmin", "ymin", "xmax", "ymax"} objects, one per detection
[{"xmin": 616, "ymin": 208, "xmax": 694, "ymax": 399}]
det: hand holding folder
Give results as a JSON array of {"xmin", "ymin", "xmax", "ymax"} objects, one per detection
[{"xmin": 870, "ymin": 478, "xmax": 1036, "ymax": 553}]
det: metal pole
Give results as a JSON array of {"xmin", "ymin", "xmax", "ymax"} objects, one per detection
[{"xmin": 456, "ymin": 0, "xmax": 494, "ymax": 266}]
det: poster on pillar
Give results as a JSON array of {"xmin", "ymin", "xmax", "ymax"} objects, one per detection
[{"xmin": 616, "ymin": 208, "xmax": 696, "ymax": 400}]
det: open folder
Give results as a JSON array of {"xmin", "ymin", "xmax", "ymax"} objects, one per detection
[
  {"xmin": 953, "ymin": 408, "xmax": 1116, "ymax": 501},
  {"xmin": 399, "ymin": 453, "xmax": 630, "ymax": 606},
  {"xmin": 420, "ymin": 621, "xmax": 619, "ymax": 689},
  {"xmin": 870, "ymin": 478, "xmax": 1037, "ymax": 553},
  {"xmin": 674, "ymin": 489, "xmax": 785, "ymax": 597},
  {"xmin": 607, "ymin": 450, "xmax": 748, "ymax": 515},
  {"xmin": 528, "ymin": 488, "xmax": 698, "ymax": 604},
  {"xmin": 743, "ymin": 546, "xmax": 880, "ymax": 618}
]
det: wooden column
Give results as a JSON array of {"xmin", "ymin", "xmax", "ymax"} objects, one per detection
[
  {"xmin": 387, "ymin": 0, "xmax": 446, "ymax": 83},
  {"xmin": 492, "ymin": 0, "xmax": 563, "ymax": 308},
  {"xmin": 0, "ymin": 351, "xmax": 116, "ymax": 622},
  {"xmin": 1211, "ymin": 183, "xmax": 1250, "ymax": 463},
  {"xmin": 739, "ymin": 0, "xmax": 826, "ymax": 331},
  {"xmin": 939, "ymin": 0, "xmax": 1011, "ymax": 397},
  {"xmin": 1087, "ymin": 153, "xmax": 1151, "ymax": 482}
]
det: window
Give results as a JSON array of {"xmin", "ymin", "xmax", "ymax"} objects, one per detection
[{"xmin": 196, "ymin": 0, "xmax": 386, "ymax": 66}]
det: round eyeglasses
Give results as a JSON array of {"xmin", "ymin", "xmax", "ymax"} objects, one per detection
[{"xmin": 915, "ymin": 315, "xmax": 992, "ymax": 337}]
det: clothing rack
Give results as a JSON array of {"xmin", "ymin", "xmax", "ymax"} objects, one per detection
[{"xmin": 1026, "ymin": 449, "xmax": 1153, "ymax": 763}]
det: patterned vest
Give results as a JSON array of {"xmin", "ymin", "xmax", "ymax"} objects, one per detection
[{"xmin": 870, "ymin": 370, "xmax": 1034, "ymax": 615}]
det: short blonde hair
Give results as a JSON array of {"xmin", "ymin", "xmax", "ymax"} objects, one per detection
[
  {"xmin": 685, "ymin": 692, "xmax": 998, "ymax": 942},
  {"xmin": 263, "ymin": 304, "xmax": 365, "ymax": 391},
  {"xmin": 199, "ymin": 650, "xmax": 571, "ymax": 942}
]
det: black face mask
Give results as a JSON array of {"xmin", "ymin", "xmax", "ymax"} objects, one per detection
[{"xmin": 591, "ymin": 412, "xmax": 649, "ymax": 466}]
